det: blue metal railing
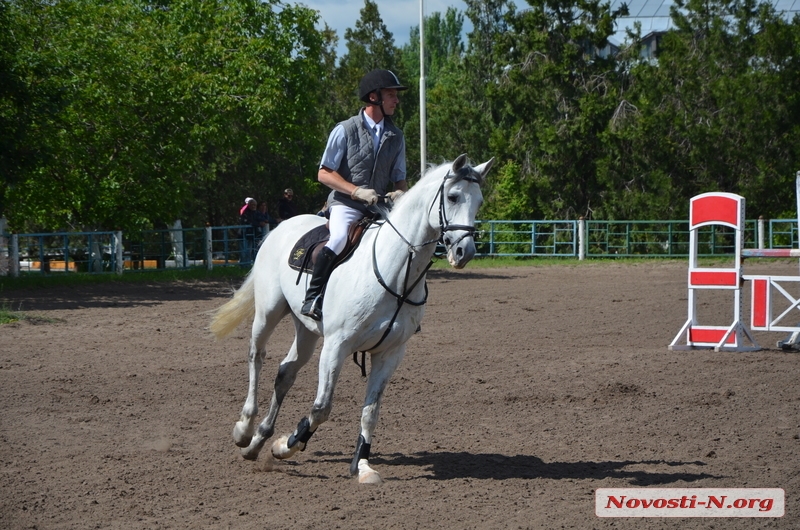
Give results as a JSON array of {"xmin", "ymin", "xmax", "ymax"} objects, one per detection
[{"xmin": 1, "ymin": 219, "xmax": 798, "ymax": 275}]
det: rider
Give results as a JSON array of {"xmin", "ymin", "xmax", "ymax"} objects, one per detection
[{"xmin": 300, "ymin": 69, "xmax": 409, "ymax": 321}]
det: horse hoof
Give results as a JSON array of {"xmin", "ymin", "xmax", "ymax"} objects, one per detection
[
  {"xmin": 358, "ymin": 470, "xmax": 383, "ymax": 484},
  {"xmin": 240, "ymin": 435, "xmax": 265, "ymax": 460},
  {"xmin": 241, "ymin": 448, "xmax": 259, "ymax": 461},
  {"xmin": 233, "ymin": 422, "xmax": 253, "ymax": 447},
  {"xmin": 271, "ymin": 435, "xmax": 300, "ymax": 460}
]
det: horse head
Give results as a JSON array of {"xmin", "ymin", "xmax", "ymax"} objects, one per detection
[{"xmin": 434, "ymin": 154, "xmax": 494, "ymax": 269}]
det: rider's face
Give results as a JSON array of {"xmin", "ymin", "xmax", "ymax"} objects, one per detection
[{"xmin": 376, "ymin": 88, "xmax": 399, "ymax": 115}]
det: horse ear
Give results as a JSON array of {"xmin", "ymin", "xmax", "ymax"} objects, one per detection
[
  {"xmin": 452, "ymin": 154, "xmax": 468, "ymax": 172},
  {"xmin": 473, "ymin": 157, "xmax": 495, "ymax": 183}
]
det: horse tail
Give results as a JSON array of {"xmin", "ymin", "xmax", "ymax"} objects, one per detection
[{"xmin": 210, "ymin": 272, "xmax": 256, "ymax": 339}]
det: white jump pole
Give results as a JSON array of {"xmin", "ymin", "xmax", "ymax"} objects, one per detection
[{"xmin": 796, "ymin": 171, "xmax": 800, "ymax": 274}]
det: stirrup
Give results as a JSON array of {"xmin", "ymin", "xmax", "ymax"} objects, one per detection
[{"xmin": 301, "ymin": 296, "xmax": 323, "ymax": 321}]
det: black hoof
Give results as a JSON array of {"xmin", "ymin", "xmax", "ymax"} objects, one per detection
[{"xmin": 234, "ymin": 437, "xmax": 251, "ymax": 448}]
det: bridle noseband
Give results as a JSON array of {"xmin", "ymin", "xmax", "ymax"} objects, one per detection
[{"xmin": 434, "ymin": 167, "xmax": 482, "ymax": 249}]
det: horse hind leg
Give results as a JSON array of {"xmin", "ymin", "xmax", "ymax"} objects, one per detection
[
  {"xmin": 233, "ymin": 302, "xmax": 287, "ymax": 449},
  {"xmin": 241, "ymin": 317, "xmax": 319, "ymax": 460}
]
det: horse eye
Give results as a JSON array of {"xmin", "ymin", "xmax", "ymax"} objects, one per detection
[{"xmin": 447, "ymin": 194, "xmax": 459, "ymax": 204}]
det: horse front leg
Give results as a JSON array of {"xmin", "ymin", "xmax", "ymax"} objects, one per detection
[
  {"xmin": 240, "ymin": 320, "xmax": 318, "ymax": 460},
  {"xmin": 351, "ymin": 344, "xmax": 407, "ymax": 484},
  {"xmin": 271, "ymin": 343, "xmax": 346, "ymax": 460}
]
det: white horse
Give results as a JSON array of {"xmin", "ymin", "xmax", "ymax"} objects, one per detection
[{"xmin": 210, "ymin": 154, "xmax": 494, "ymax": 483}]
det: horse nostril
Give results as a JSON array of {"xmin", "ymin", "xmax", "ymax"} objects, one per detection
[
  {"xmin": 445, "ymin": 237, "xmax": 452, "ymax": 246},
  {"xmin": 456, "ymin": 247, "xmax": 463, "ymax": 259}
]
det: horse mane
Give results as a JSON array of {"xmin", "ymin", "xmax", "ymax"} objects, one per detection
[
  {"xmin": 401, "ymin": 157, "xmax": 480, "ymax": 201},
  {"xmin": 381, "ymin": 156, "xmax": 484, "ymax": 224}
]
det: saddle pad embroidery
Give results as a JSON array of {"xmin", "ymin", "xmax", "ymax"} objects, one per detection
[{"xmin": 288, "ymin": 225, "xmax": 330, "ymax": 273}]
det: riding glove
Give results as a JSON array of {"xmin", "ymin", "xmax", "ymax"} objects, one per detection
[
  {"xmin": 385, "ymin": 190, "xmax": 405, "ymax": 202},
  {"xmin": 351, "ymin": 187, "xmax": 380, "ymax": 205}
]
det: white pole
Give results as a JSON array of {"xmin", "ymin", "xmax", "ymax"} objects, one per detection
[
  {"xmin": 796, "ymin": 171, "xmax": 799, "ymax": 274},
  {"xmin": 419, "ymin": 0, "xmax": 427, "ymax": 179},
  {"xmin": 205, "ymin": 226, "xmax": 213, "ymax": 271},
  {"xmin": 114, "ymin": 231, "xmax": 123, "ymax": 275},
  {"xmin": 11, "ymin": 234, "xmax": 19, "ymax": 278}
]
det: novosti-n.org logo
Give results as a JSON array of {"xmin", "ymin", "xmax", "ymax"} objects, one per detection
[{"xmin": 596, "ymin": 488, "xmax": 784, "ymax": 517}]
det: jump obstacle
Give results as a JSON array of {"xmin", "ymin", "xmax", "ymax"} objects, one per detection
[{"xmin": 669, "ymin": 172, "xmax": 800, "ymax": 352}]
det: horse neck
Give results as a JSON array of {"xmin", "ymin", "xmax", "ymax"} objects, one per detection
[{"xmin": 374, "ymin": 176, "xmax": 442, "ymax": 276}]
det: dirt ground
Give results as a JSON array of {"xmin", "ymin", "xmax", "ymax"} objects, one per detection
[{"xmin": 1, "ymin": 260, "xmax": 799, "ymax": 529}]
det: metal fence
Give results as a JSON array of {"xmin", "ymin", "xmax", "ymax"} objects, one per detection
[
  {"xmin": 1, "ymin": 218, "xmax": 798, "ymax": 276},
  {"xmin": 1, "ymin": 225, "xmax": 264, "ymax": 276}
]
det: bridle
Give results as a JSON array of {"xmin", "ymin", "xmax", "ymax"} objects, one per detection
[
  {"xmin": 374, "ymin": 166, "xmax": 482, "ymax": 252},
  {"xmin": 433, "ymin": 167, "xmax": 482, "ymax": 249},
  {"xmin": 353, "ymin": 167, "xmax": 481, "ymax": 372}
]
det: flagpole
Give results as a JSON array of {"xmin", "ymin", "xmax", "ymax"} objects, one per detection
[{"xmin": 419, "ymin": 0, "xmax": 427, "ymax": 179}]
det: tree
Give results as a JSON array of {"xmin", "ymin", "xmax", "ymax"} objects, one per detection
[
  {"xmin": 2, "ymin": 0, "xmax": 328, "ymax": 232},
  {"xmin": 482, "ymin": 0, "xmax": 629, "ymax": 220},
  {"xmin": 400, "ymin": 8, "xmax": 467, "ymax": 181},
  {"xmin": 607, "ymin": 0, "xmax": 800, "ymax": 219},
  {"xmin": 328, "ymin": 0, "xmax": 404, "ymax": 128},
  {"xmin": 417, "ymin": 0, "xmax": 509, "ymax": 183}
]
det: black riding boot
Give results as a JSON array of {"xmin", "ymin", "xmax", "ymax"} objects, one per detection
[{"xmin": 300, "ymin": 246, "xmax": 338, "ymax": 321}]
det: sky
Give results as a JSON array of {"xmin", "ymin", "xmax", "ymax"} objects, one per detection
[{"xmin": 296, "ymin": 0, "xmax": 471, "ymax": 58}]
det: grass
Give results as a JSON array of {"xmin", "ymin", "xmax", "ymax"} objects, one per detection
[
  {"xmin": 0, "ymin": 304, "xmax": 20, "ymax": 324},
  {"xmin": 1, "ymin": 254, "xmax": 733, "ymax": 291},
  {"xmin": 0, "ymin": 266, "xmax": 249, "ymax": 326},
  {"xmin": 0, "ymin": 301, "xmax": 62, "ymax": 325},
  {"xmin": 0, "ymin": 265, "xmax": 249, "ymax": 293}
]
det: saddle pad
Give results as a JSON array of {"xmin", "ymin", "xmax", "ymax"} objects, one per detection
[{"xmin": 288, "ymin": 225, "xmax": 330, "ymax": 273}]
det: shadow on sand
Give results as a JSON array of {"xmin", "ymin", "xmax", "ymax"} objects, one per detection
[{"xmin": 305, "ymin": 450, "xmax": 716, "ymax": 485}]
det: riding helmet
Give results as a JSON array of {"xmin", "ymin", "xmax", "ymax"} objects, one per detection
[{"xmin": 358, "ymin": 69, "xmax": 408, "ymax": 103}]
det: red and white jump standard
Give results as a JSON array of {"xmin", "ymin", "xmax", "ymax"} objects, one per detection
[{"xmin": 669, "ymin": 192, "xmax": 760, "ymax": 352}]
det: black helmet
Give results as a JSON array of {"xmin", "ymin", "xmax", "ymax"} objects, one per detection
[{"xmin": 358, "ymin": 69, "xmax": 408, "ymax": 103}]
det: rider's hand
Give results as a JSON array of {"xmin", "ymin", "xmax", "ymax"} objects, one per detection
[
  {"xmin": 351, "ymin": 187, "xmax": 379, "ymax": 205},
  {"xmin": 385, "ymin": 190, "xmax": 405, "ymax": 203}
]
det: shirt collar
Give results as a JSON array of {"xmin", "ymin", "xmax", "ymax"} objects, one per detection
[{"xmin": 361, "ymin": 109, "xmax": 383, "ymax": 133}]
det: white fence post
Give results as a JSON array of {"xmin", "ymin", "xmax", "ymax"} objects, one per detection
[
  {"xmin": 11, "ymin": 234, "xmax": 20, "ymax": 278},
  {"xmin": 757, "ymin": 216, "xmax": 765, "ymax": 250},
  {"xmin": 170, "ymin": 220, "xmax": 184, "ymax": 268},
  {"xmin": 0, "ymin": 217, "xmax": 7, "ymax": 276},
  {"xmin": 578, "ymin": 217, "xmax": 585, "ymax": 260},
  {"xmin": 205, "ymin": 226, "xmax": 213, "ymax": 271},
  {"xmin": 115, "ymin": 231, "xmax": 123, "ymax": 275}
]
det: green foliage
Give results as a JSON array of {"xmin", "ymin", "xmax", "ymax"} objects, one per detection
[
  {"xmin": 328, "ymin": 0, "xmax": 404, "ymax": 126},
  {"xmin": 480, "ymin": 161, "xmax": 533, "ymax": 219},
  {"xmin": 400, "ymin": 8, "xmax": 469, "ymax": 180},
  {"xmin": 2, "ymin": 0, "xmax": 328, "ymax": 232},
  {"xmin": 2, "ymin": 0, "xmax": 799, "ymax": 232},
  {"xmin": 606, "ymin": 0, "xmax": 800, "ymax": 219}
]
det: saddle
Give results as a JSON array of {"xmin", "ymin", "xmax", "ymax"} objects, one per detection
[{"xmin": 288, "ymin": 215, "xmax": 377, "ymax": 274}]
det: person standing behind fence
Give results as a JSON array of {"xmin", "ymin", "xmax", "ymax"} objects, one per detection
[
  {"xmin": 239, "ymin": 197, "xmax": 258, "ymax": 264},
  {"xmin": 278, "ymin": 188, "xmax": 298, "ymax": 221},
  {"xmin": 256, "ymin": 201, "xmax": 278, "ymax": 241}
]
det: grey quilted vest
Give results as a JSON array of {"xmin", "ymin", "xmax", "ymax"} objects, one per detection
[{"xmin": 328, "ymin": 110, "xmax": 405, "ymax": 212}]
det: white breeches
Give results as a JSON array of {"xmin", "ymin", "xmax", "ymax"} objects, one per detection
[{"xmin": 325, "ymin": 204, "xmax": 365, "ymax": 255}]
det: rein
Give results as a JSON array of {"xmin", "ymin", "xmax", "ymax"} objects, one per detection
[{"xmin": 352, "ymin": 168, "xmax": 480, "ymax": 376}]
